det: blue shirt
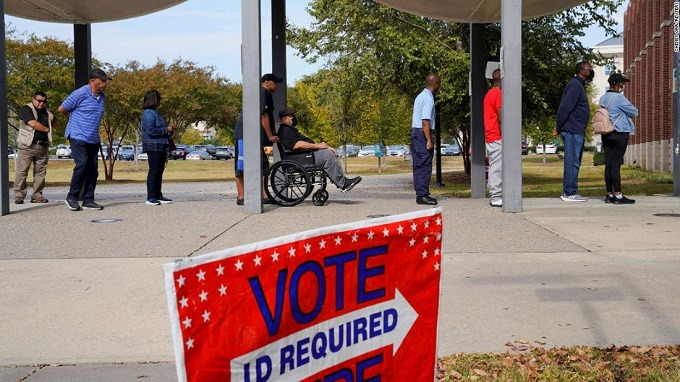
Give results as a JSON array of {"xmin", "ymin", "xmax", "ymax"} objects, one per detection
[
  {"xmin": 556, "ymin": 76, "xmax": 590, "ymax": 135},
  {"xmin": 599, "ymin": 91, "xmax": 638, "ymax": 135},
  {"xmin": 412, "ymin": 88, "xmax": 435, "ymax": 130},
  {"xmin": 61, "ymin": 84, "xmax": 105, "ymax": 144}
]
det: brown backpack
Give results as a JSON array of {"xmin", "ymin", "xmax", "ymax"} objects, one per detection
[{"xmin": 592, "ymin": 95, "xmax": 621, "ymax": 135}]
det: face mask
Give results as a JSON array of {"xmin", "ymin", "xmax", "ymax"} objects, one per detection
[{"xmin": 291, "ymin": 116, "xmax": 298, "ymax": 127}]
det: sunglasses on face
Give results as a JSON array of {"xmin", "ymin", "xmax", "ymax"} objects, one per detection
[{"xmin": 34, "ymin": 98, "xmax": 47, "ymax": 104}]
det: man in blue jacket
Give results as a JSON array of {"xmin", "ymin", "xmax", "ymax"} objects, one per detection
[{"xmin": 555, "ymin": 61, "xmax": 593, "ymax": 202}]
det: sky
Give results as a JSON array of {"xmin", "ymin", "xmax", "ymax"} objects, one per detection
[{"xmin": 5, "ymin": 0, "xmax": 627, "ymax": 85}]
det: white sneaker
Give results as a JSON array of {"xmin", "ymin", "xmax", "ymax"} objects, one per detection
[
  {"xmin": 490, "ymin": 199, "xmax": 502, "ymax": 207},
  {"xmin": 561, "ymin": 194, "xmax": 587, "ymax": 202}
]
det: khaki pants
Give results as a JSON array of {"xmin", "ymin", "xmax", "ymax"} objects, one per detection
[{"xmin": 13, "ymin": 143, "xmax": 49, "ymax": 201}]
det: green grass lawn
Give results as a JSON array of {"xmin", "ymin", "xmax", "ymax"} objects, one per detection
[{"xmin": 7, "ymin": 153, "xmax": 674, "ymax": 198}]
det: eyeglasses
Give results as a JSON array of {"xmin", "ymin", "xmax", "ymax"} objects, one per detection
[{"xmin": 34, "ymin": 99, "xmax": 47, "ymax": 104}]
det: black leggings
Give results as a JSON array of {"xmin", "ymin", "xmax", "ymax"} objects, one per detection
[{"xmin": 602, "ymin": 131, "xmax": 629, "ymax": 193}]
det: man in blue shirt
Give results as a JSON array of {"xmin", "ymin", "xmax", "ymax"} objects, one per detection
[
  {"xmin": 555, "ymin": 61, "xmax": 592, "ymax": 202},
  {"xmin": 59, "ymin": 68, "xmax": 110, "ymax": 211},
  {"xmin": 411, "ymin": 73, "xmax": 440, "ymax": 205}
]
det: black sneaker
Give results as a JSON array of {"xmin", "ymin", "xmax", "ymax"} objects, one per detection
[
  {"xmin": 82, "ymin": 201, "xmax": 104, "ymax": 210},
  {"xmin": 612, "ymin": 195, "xmax": 635, "ymax": 205},
  {"xmin": 341, "ymin": 176, "xmax": 362, "ymax": 193},
  {"xmin": 157, "ymin": 196, "xmax": 172, "ymax": 204},
  {"xmin": 416, "ymin": 195, "xmax": 438, "ymax": 205},
  {"xmin": 604, "ymin": 194, "xmax": 615, "ymax": 204},
  {"xmin": 146, "ymin": 199, "xmax": 161, "ymax": 206},
  {"xmin": 65, "ymin": 199, "xmax": 81, "ymax": 211},
  {"xmin": 236, "ymin": 198, "xmax": 244, "ymax": 206}
]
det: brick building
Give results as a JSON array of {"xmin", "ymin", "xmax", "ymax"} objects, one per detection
[{"xmin": 623, "ymin": 0, "xmax": 674, "ymax": 172}]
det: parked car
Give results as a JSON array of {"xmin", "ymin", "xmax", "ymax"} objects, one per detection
[
  {"xmin": 97, "ymin": 146, "xmax": 110, "ymax": 160},
  {"xmin": 596, "ymin": 141, "xmax": 602, "ymax": 152},
  {"xmin": 192, "ymin": 144, "xmax": 216, "ymax": 157},
  {"xmin": 337, "ymin": 144, "xmax": 360, "ymax": 157},
  {"xmin": 535, "ymin": 143, "xmax": 557, "ymax": 154},
  {"xmin": 214, "ymin": 146, "xmax": 234, "ymax": 160},
  {"xmin": 56, "ymin": 144, "xmax": 71, "ymax": 159},
  {"xmin": 186, "ymin": 149, "xmax": 213, "ymax": 160},
  {"xmin": 358, "ymin": 146, "xmax": 377, "ymax": 157},
  {"xmin": 387, "ymin": 145, "xmax": 410, "ymax": 157},
  {"xmin": 441, "ymin": 144, "xmax": 461, "ymax": 156},
  {"xmin": 521, "ymin": 140, "xmax": 528, "ymax": 155},
  {"xmin": 171, "ymin": 145, "xmax": 191, "ymax": 160},
  {"xmin": 135, "ymin": 146, "xmax": 148, "ymax": 161},
  {"xmin": 7, "ymin": 146, "xmax": 16, "ymax": 159},
  {"xmin": 117, "ymin": 145, "xmax": 135, "ymax": 161}
]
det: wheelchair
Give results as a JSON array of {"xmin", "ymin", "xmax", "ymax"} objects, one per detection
[{"xmin": 264, "ymin": 143, "xmax": 329, "ymax": 207}]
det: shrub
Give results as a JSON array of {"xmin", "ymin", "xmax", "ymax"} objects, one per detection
[{"xmin": 593, "ymin": 151, "xmax": 605, "ymax": 166}]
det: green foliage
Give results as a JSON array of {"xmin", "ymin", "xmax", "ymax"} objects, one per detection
[
  {"xmin": 593, "ymin": 151, "xmax": 606, "ymax": 166},
  {"xmin": 180, "ymin": 128, "xmax": 204, "ymax": 145}
]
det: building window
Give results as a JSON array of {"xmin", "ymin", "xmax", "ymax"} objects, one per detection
[{"xmin": 604, "ymin": 61, "xmax": 616, "ymax": 76}]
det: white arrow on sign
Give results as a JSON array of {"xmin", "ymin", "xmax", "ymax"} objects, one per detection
[{"xmin": 230, "ymin": 289, "xmax": 418, "ymax": 381}]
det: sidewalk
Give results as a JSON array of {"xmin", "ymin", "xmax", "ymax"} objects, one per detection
[{"xmin": 1, "ymin": 174, "xmax": 679, "ymax": 381}]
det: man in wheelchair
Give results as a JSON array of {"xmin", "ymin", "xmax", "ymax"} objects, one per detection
[{"xmin": 277, "ymin": 108, "xmax": 362, "ymax": 192}]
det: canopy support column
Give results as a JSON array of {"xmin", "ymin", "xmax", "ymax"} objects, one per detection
[
  {"xmin": 470, "ymin": 23, "xmax": 487, "ymax": 198},
  {"xmin": 0, "ymin": 0, "xmax": 9, "ymax": 216},
  {"xmin": 74, "ymin": 24, "xmax": 91, "ymax": 89}
]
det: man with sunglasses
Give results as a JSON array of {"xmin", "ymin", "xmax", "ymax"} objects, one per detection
[
  {"xmin": 59, "ymin": 68, "xmax": 110, "ymax": 211},
  {"xmin": 14, "ymin": 91, "xmax": 59, "ymax": 204}
]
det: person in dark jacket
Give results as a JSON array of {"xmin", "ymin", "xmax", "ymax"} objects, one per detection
[
  {"xmin": 141, "ymin": 90, "xmax": 175, "ymax": 205},
  {"xmin": 555, "ymin": 61, "xmax": 593, "ymax": 202}
]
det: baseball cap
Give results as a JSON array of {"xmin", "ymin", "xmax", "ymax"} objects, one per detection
[
  {"xmin": 279, "ymin": 108, "xmax": 296, "ymax": 118},
  {"xmin": 261, "ymin": 73, "xmax": 284, "ymax": 83},
  {"xmin": 607, "ymin": 73, "xmax": 630, "ymax": 85},
  {"xmin": 89, "ymin": 68, "xmax": 112, "ymax": 81}
]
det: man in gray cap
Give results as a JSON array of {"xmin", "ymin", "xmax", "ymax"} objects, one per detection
[
  {"xmin": 277, "ymin": 108, "xmax": 361, "ymax": 192},
  {"xmin": 58, "ymin": 68, "xmax": 111, "ymax": 211}
]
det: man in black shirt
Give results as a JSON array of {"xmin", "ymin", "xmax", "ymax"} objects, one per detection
[
  {"xmin": 277, "ymin": 108, "xmax": 361, "ymax": 192},
  {"xmin": 14, "ymin": 91, "xmax": 59, "ymax": 204}
]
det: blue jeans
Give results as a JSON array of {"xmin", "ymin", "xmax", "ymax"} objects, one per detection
[
  {"xmin": 67, "ymin": 139, "xmax": 99, "ymax": 202},
  {"xmin": 146, "ymin": 150, "xmax": 167, "ymax": 200},
  {"xmin": 561, "ymin": 132, "xmax": 585, "ymax": 196},
  {"xmin": 411, "ymin": 128, "xmax": 434, "ymax": 197}
]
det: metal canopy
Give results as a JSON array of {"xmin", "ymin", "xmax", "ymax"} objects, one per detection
[
  {"xmin": 375, "ymin": 0, "xmax": 585, "ymax": 23},
  {"xmin": 4, "ymin": 0, "xmax": 185, "ymax": 23}
]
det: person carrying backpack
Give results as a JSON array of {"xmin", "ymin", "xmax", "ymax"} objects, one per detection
[{"xmin": 599, "ymin": 73, "xmax": 638, "ymax": 205}]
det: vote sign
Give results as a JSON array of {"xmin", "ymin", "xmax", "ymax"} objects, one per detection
[{"xmin": 163, "ymin": 208, "xmax": 443, "ymax": 382}]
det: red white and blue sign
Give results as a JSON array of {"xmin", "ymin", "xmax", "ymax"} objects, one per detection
[{"xmin": 163, "ymin": 208, "xmax": 443, "ymax": 382}]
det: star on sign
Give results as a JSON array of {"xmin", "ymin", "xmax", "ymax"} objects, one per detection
[
  {"xmin": 179, "ymin": 296, "xmax": 189, "ymax": 308},
  {"xmin": 409, "ymin": 238, "xmax": 416, "ymax": 247},
  {"xmin": 186, "ymin": 338, "xmax": 194, "ymax": 349},
  {"xmin": 367, "ymin": 231, "xmax": 375, "ymax": 240},
  {"xmin": 334, "ymin": 236, "xmax": 342, "ymax": 245},
  {"xmin": 304, "ymin": 243, "xmax": 312, "ymax": 253},
  {"xmin": 202, "ymin": 310, "xmax": 211, "ymax": 322},
  {"xmin": 351, "ymin": 233, "xmax": 359, "ymax": 242},
  {"xmin": 411, "ymin": 222, "xmax": 418, "ymax": 231},
  {"xmin": 219, "ymin": 285, "xmax": 227, "ymax": 296},
  {"xmin": 434, "ymin": 262, "xmax": 440, "ymax": 271},
  {"xmin": 199, "ymin": 290, "xmax": 208, "ymax": 302},
  {"xmin": 383, "ymin": 228, "xmax": 389, "ymax": 237},
  {"xmin": 436, "ymin": 233, "xmax": 442, "ymax": 241},
  {"xmin": 196, "ymin": 269, "xmax": 206, "ymax": 282},
  {"xmin": 235, "ymin": 259, "xmax": 244, "ymax": 271},
  {"xmin": 424, "ymin": 220, "xmax": 430, "ymax": 228},
  {"xmin": 182, "ymin": 317, "xmax": 192, "ymax": 329},
  {"xmin": 423, "ymin": 235, "xmax": 430, "ymax": 244},
  {"xmin": 422, "ymin": 250, "xmax": 428, "ymax": 259},
  {"xmin": 215, "ymin": 264, "xmax": 224, "ymax": 276},
  {"xmin": 397, "ymin": 225, "xmax": 404, "ymax": 234},
  {"xmin": 436, "ymin": 217, "xmax": 442, "ymax": 226},
  {"xmin": 435, "ymin": 248, "xmax": 440, "ymax": 256},
  {"xmin": 271, "ymin": 251, "xmax": 280, "ymax": 262},
  {"xmin": 253, "ymin": 255, "xmax": 262, "ymax": 266},
  {"xmin": 288, "ymin": 247, "xmax": 296, "ymax": 258},
  {"xmin": 177, "ymin": 275, "xmax": 186, "ymax": 287},
  {"xmin": 319, "ymin": 239, "xmax": 326, "ymax": 249}
]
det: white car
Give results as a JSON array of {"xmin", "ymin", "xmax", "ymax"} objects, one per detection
[
  {"xmin": 358, "ymin": 147, "xmax": 377, "ymax": 157},
  {"xmin": 387, "ymin": 145, "xmax": 410, "ymax": 157},
  {"xmin": 56, "ymin": 144, "xmax": 71, "ymax": 159},
  {"xmin": 535, "ymin": 143, "xmax": 557, "ymax": 154}
]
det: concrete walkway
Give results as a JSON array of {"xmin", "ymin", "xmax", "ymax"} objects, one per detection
[{"xmin": 1, "ymin": 173, "xmax": 679, "ymax": 381}]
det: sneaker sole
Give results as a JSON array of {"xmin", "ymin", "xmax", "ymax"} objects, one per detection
[
  {"xmin": 158, "ymin": 200, "xmax": 172, "ymax": 204},
  {"xmin": 65, "ymin": 200, "xmax": 81, "ymax": 211},
  {"xmin": 146, "ymin": 201, "xmax": 161, "ymax": 205},
  {"xmin": 560, "ymin": 197, "xmax": 587, "ymax": 202},
  {"xmin": 341, "ymin": 179, "xmax": 362, "ymax": 193},
  {"xmin": 82, "ymin": 206, "xmax": 104, "ymax": 210}
]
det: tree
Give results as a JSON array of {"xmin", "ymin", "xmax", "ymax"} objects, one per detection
[{"xmin": 180, "ymin": 128, "xmax": 204, "ymax": 145}]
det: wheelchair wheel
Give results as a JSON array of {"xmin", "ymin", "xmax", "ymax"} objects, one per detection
[
  {"xmin": 312, "ymin": 190, "xmax": 329, "ymax": 206},
  {"xmin": 265, "ymin": 161, "xmax": 312, "ymax": 206}
]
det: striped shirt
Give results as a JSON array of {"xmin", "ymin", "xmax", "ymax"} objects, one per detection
[{"xmin": 61, "ymin": 84, "xmax": 105, "ymax": 144}]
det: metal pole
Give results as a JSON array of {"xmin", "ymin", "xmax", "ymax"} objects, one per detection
[
  {"xmin": 674, "ymin": 0, "xmax": 680, "ymax": 196},
  {"xmin": 470, "ymin": 23, "xmax": 487, "ymax": 198},
  {"xmin": 242, "ymin": 0, "xmax": 263, "ymax": 213},
  {"xmin": 73, "ymin": 24, "xmax": 91, "ymax": 89},
  {"xmin": 271, "ymin": 0, "xmax": 286, "ymax": 162},
  {"xmin": 0, "ymin": 0, "xmax": 9, "ymax": 216},
  {"xmin": 501, "ymin": 0, "xmax": 523, "ymax": 212},
  {"xmin": 434, "ymin": 96, "xmax": 444, "ymax": 186}
]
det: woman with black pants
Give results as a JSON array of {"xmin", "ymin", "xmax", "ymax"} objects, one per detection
[
  {"xmin": 599, "ymin": 73, "xmax": 638, "ymax": 205},
  {"xmin": 141, "ymin": 90, "xmax": 175, "ymax": 205}
]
